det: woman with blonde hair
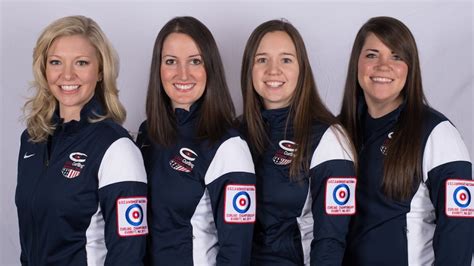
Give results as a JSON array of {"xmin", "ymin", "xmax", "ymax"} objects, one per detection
[{"xmin": 16, "ymin": 15, "xmax": 147, "ymax": 265}]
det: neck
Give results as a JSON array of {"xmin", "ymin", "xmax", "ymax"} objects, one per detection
[{"xmin": 366, "ymin": 97, "xmax": 403, "ymax": 118}]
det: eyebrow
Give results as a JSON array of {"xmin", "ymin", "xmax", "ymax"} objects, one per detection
[
  {"xmin": 254, "ymin": 52, "xmax": 296, "ymax": 57},
  {"xmin": 161, "ymin": 54, "xmax": 202, "ymax": 59},
  {"xmin": 364, "ymin": 48, "xmax": 379, "ymax": 53}
]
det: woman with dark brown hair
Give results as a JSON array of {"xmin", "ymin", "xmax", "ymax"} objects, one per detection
[
  {"xmin": 137, "ymin": 16, "xmax": 256, "ymax": 265},
  {"xmin": 241, "ymin": 19, "xmax": 356, "ymax": 265},
  {"xmin": 340, "ymin": 16, "xmax": 473, "ymax": 265}
]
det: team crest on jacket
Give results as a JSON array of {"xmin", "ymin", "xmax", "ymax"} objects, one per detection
[
  {"xmin": 380, "ymin": 132, "xmax": 394, "ymax": 155},
  {"xmin": 273, "ymin": 140, "xmax": 297, "ymax": 165},
  {"xmin": 169, "ymin": 147, "xmax": 198, "ymax": 173},
  {"xmin": 325, "ymin": 177, "xmax": 357, "ymax": 215},
  {"xmin": 61, "ymin": 152, "xmax": 87, "ymax": 179}
]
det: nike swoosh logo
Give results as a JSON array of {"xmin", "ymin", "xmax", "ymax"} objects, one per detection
[
  {"xmin": 23, "ymin": 153, "xmax": 35, "ymax": 159},
  {"xmin": 140, "ymin": 144, "xmax": 150, "ymax": 148}
]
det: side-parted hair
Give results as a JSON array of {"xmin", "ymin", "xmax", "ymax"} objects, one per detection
[
  {"xmin": 146, "ymin": 16, "xmax": 235, "ymax": 146},
  {"xmin": 24, "ymin": 15, "xmax": 125, "ymax": 143},
  {"xmin": 241, "ymin": 19, "xmax": 348, "ymax": 179},
  {"xmin": 339, "ymin": 16, "xmax": 427, "ymax": 200}
]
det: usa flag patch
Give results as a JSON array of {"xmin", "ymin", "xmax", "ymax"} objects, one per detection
[{"xmin": 445, "ymin": 179, "xmax": 474, "ymax": 218}]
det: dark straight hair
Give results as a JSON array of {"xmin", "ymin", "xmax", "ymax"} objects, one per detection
[
  {"xmin": 145, "ymin": 16, "xmax": 235, "ymax": 146},
  {"xmin": 339, "ymin": 16, "xmax": 427, "ymax": 200},
  {"xmin": 241, "ymin": 19, "xmax": 346, "ymax": 179}
]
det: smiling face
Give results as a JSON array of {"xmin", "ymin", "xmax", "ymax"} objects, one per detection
[
  {"xmin": 46, "ymin": 34, "xmax": 100, "ymax": 122},
  {"xmin": 160, "ymin": 33, "xmax": 207, "ymax": 111},
  {"xmin": 358, "ymin": 33, "xmax": 408, "ymax": 118},
  {"xmin": 252, "ymin": 31, "xmax": 299, "ymax": 110}
]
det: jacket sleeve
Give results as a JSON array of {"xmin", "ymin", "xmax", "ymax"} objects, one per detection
[
  {"xmin": 205, "ymin": 136, "xmax": 256, "ymax": 266},
  {"xmin": 97, "ymin": 137, "xmax": 148, "ymax": 266},
  {"xmin": 307, "ymin": 126, "xmax": 356, "ymax": 266},
  {"xmin": 423, "ymin": 121, "xmax": 473, "ymax": 266}
]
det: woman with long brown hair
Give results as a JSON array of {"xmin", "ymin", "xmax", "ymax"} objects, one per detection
[
  {"xmin": 340, "ymin": 16, "xmax": 473, "ymax": 265},
  {"xmin": 137, "ymin": 16, "xmax": 256, "ymax": 265},
  {"xmin": 241, "ymin": 19, "xmax": 356, "ymax": 265}
]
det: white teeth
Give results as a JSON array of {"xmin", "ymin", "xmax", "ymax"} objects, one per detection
[
  {"xmin": 60, "ymin": 85, "xmax": 79, "ymax": 91},
  {"xmin": 265, "ymin": 81, "xmax": 284, "ymax": 88},
  {"xmin": 371, "ymin": 77, "xmax": 393, "ymax": 83},
  {"xmin": 175, "ymin": 84, "xmax": 194, "ymax": 90}
]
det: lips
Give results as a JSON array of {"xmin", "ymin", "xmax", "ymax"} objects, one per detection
[
  {"xmin": 264, "ymin": 81, "xmax": 285, "ymax": 88},
  {"xmin": 370, "ymin": 76, "xmax": 393, "ymax": 83},
  {"xmin": 60, "ymin": 85, "xmax": 80, "ymax": 91},
  {"xmin": 174, "ymin": 83, "xmax": 195, "ymax": 91}
]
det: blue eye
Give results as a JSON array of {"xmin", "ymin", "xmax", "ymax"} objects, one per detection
[
  {"xmin": 49, "ymin": 60, "xmax": 61, "ymax": 65},
  {"xmin": 77, "ymin": 60, "xmax": 89, "ymax": 66}
]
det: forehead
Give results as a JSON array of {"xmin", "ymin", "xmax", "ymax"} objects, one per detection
[
  {"xmin": 256, "ymin": 31, "xmax": 296, "ymax": 53},
  {"xmin": 361, "ymin": 33, "xmax": 391, "ymax": 51},
  {"xmin": 162, "ymin": 33, "xmax": 201, "ymax": 55},
  {"xmin": 48, "ymin": 34, "xmax": 97, "ymax": 57}
]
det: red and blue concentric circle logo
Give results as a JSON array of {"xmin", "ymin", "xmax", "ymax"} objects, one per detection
[
  {"xmin": 233, "ymin": 191, "xmax": 251, "ymax": 214},
  {"xmin": 333, "ymin": 184, "xmax": 350, "ymax": 205},
  {"xmin": 125, "ymin": 204, "xmax": 144, "ymax": 226},
  {"xmin": 453, "ymin": 186, "xmax": 471, "ymax": 208}
]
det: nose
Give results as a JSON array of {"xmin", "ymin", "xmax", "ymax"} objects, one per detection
[
  {"xmin": 177, "ymin": 63, "xmax": 189, "ymax": 81},
  {"xmin": 375, "ymin": 56, "xmax": 393, "ymax": 71},
  {"xmin": 266, "ymin": 60, "xmax": 282, "ymax": 75},
  {"xmin": 62, "ymin": 63, "xmax": 75, "ymax": 81}
]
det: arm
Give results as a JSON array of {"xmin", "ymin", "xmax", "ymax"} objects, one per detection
[
  {"xmin": 308, "ymin": 126, "xmax": 356, "ymax": 266},
  {"xmin": 423, "ymin": 121, "xmax": 473, "ymax": 266},
  {"xmin": 205, "ymin": 137, "xmax": 256, "ymax": 266},
  {"xmin": 98, "ymin": 137, "xmax": 148, "ymax": 266}
]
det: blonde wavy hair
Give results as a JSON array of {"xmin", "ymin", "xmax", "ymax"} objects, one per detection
[{"xmin": 24, "ymin": 15, "xmax": 125, "ymax": 142}]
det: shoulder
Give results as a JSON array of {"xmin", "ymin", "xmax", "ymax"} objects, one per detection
[
  {"xmin": 93, "ymin": 119, "xmax": 131, "ymax": 142},
  {"xmin": 422, "ymin": 106, "xmax": 450, "ymax": 133},
  {"xmin": 310, "ymin": 124, "xmax": 354, "ymax": 169}
]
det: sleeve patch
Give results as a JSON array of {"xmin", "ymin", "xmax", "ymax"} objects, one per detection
[
  {"xmin": 224, "ymin": 184, "xmax": 256, "ymax": 223},
  {"xmin": 445, "ymin": 179, "xmax": 474, "ymax": 218},
  {"xmin": 116, "ymin": 197, "xmax": 148, "ymax": 236},
  {"xmin": 325, "ymin": 177, "xmax": 357, "ymax": 215}
]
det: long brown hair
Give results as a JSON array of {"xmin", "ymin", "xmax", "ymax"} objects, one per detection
[
  {"xmin": 241, "ymin": 19, "xmax": 343, "ymax": 179},
  {"xmin": 25, "ymin": 15, "xmax": 124, "ymax": 142},
  {"xmin": 339, "ymin": 16, "xmax": 427, "ymax": 200},
  {"xmin": 146, "ymin": 16, "xmax": 235, "ymax": 146}
]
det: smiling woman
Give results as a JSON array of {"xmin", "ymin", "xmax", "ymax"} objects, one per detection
[
  {"xmin": 339, "ymin": 16, "xmax": 473, "ymax": 266},
  {"xmin": 136, "ymin": 16, "xmax": 256, "ymax": 265},
  {"xmin": 46, "ymin": 35, "xmax": 100, "ymax": 121},
  {"xmin": 16, "ymin": 15, "xmax": 148, "ymax": 265}
]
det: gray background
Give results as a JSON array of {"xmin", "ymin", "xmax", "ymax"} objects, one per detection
[{"xmin": 1, "ymin": 0, "xmax": 472, "ymax": 264}]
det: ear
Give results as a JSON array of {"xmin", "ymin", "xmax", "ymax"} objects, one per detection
[{"xmin": 98, "ymin": 72, "xmax": 103, "ymax": 82}]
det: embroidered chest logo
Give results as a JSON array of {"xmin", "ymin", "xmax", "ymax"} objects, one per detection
[
  {"xmin": 169, "ymin": 147, "xmax": 198, "ymax": 173},
  {"xmin": 273, "ymin": 140, "xmax": 297, "ymax": 166},
  {"xmin": 61, "ymin": 152, "xmax": 87, "ymax": 179},
  {"xmin": 380, "ymin": 132, "xmax": 394, "ymax": 155}
]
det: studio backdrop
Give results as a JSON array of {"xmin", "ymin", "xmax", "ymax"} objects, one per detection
[{"xmin": 1, "ymin": 1, "xmax": 472, "ymax": 265}]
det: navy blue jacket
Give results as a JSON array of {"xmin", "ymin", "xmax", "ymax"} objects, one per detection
[
  {"xmin": 249, "ymin": 107, "xmax": 356, "ymax": 266},
  {"xmin": 343, "ymin": 104, "xmax": 473, "ymax": 265},
  {"xmin": 16, "ymin": 97, "xmax": 148, "ymax": 266},
  {"xmin": 137, "ymin": 103, "xmax": 256, "ymax": 266}
]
